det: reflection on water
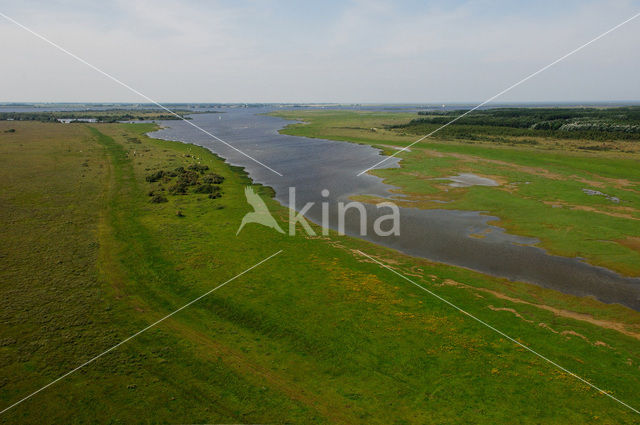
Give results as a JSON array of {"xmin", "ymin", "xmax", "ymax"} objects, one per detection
[{"xmin": 150, "ymin": 108, "xmax": 640, "ymax": 310}]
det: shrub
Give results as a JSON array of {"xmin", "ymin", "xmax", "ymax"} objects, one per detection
[
  {"xmin": 194, "ymin": 184, "xmax": 221, "ymax": 194},
  {"xmin": 208, "ymin": 193, "xmax": 222, "ymax": 199},
  {"xmin": 188, "ymin": 164, "xmax": 210, "ymax": 173},
  {"xmin": 202, "ymin": 173, "xmax": 224, "ymax": 184},
  {"xmin": 145, "ymin": 170, "xmax": 166, "ymax": 182},
  {"xmin": 169, "ymin": 183, "xmax": 188, "ymax": 195},
  {"xmin": 177, "ymin": 171, "xmax": 199, "ymax": 185},
  {"xmin": 150, "ymin": 194, "xmax": 168, "ymax": 203}
]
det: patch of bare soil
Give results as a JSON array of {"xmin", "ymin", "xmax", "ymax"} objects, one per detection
[
  {"xmin": 570, "ymin": 205, "xmax": 640, "ymax": 221},
  {"xmin": 619, "ymin": 237, "xmax": 640, "ymax": 253},
  {"xmin": 488, "ymin": 305, "xmax": 533, "ymax": 323},
  {"xmin": 438, "ymin": 278, "xmax": 640, "ymax": 340}
]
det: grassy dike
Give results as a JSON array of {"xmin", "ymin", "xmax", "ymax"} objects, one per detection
[
  {"xmin": 1, "ymin": 120, "xmax": 640, "ymax": 423},
  {"xmin": 269, "ymin": 110, "xmax": 640, "ymax": 277}
]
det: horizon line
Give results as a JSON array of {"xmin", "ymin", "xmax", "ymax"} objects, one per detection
[{"xmin": 2, "ymin": 100, "xmax": 640, "ymax": 106}]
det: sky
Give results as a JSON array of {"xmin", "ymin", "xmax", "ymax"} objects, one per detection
[{"xmin": 0, "ymin": 0, "xmax": 639, "ymax": 103}]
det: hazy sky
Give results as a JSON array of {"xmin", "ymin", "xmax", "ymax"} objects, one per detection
[{"xmin": 1, "ymin": 0, "xmax": 639, "ymax": 103}]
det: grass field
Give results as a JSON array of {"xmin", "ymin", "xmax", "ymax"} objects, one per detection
[
  {"xmin": 0, "ymin": 109, "xmax": 192, "ymax": 123},
  {"xmin": 270, "ymin": 109, "xmax": 640, "ymax": 277},
  {"xmin": 2, "ymin": 120, "xmax": 640, "ymax": 423}
]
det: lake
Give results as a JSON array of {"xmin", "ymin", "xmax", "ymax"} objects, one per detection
[{"xmin": 150, "ymin": 108, "xmax": 640, "ymax": 310}]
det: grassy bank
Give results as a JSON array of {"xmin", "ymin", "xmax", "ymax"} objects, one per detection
[
  {"xmin": 269, "ymin": 109, "xmax": 640, "ymax": 277},
  {"xmin": 1, "ymin": 120, "xmax": 640, "ymax": 423}
]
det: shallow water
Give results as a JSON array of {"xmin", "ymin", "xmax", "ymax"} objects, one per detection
[
  {"xmin": 150, "ymin": 108, "xmax": 640, "ymax": 310},
  {"xmin": 442, "ymin": 173, "xmax": 499, "ymax": 187}
]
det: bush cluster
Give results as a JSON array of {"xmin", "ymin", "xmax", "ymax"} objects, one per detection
[
  {"xmin": 146, "ymin": 163, "xmax": 224, "ymax": 201},
  {"xmin": 401, "ymin": 106, "xmax": 640, "ymax": 141}
]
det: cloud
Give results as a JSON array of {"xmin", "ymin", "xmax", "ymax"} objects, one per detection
[{"xmin": 0, "ymin": 0, "xmax": 638, "ymax": 102}]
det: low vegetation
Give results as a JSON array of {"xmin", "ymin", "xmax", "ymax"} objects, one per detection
[
  {"xmin": 145, "ymin": 163, "xmax": 224, "ymax": 200},
  {"xmin": 0, "ymin": 109, "xmax": 192, "ymax": 123},
  {"xmin": 270, "ymin": 108, "xmax": 640, "ymax": 276},
  {"xmin": 404, "ymin": 106, "xmax": 640, "ymax": 141},
  {"xmin": 1, "ymin": 119, "xmax": 640, "ymax": 423}
]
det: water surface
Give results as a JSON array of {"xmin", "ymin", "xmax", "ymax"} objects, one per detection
[{"xmin": 150, "ymin": 108, "xmax": 640, "ymax": 310}]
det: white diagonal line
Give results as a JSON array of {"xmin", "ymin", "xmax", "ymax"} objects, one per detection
[
  {"xmin": 0, "ymin": 250, "xmax": 283, "ymax": 416},
  {"xmin": 357, "ymin": 11, "xmax": 640, "ymax": 176},
  {"xmin": 0, "ymin": 11, "xmax": 283, "ymax": 177},
  {"xmin": 356, "ymin": 250, "xmax": 640, "ymax": 416}
]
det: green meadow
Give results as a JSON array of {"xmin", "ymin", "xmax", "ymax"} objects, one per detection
[
  {"xmin": 1, "ymin": 119, "xmax": 640, "ymax": 423},
  {"xmin": 270, "ymin": 109, "xmax": 640, "ymax": 276}
]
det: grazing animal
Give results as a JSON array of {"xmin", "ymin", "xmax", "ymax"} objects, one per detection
[{"xmin": 236, "ymin": 186, "xmax": 284, "ymax": 235}]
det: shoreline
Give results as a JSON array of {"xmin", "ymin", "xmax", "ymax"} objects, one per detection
[
  {"xmin": 146, "ymin": 116, "xmax": 640, "ymax": 311},
  {"xmin": 269, "ymin": 110, "xmax": 640, "ymax": 274}
]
